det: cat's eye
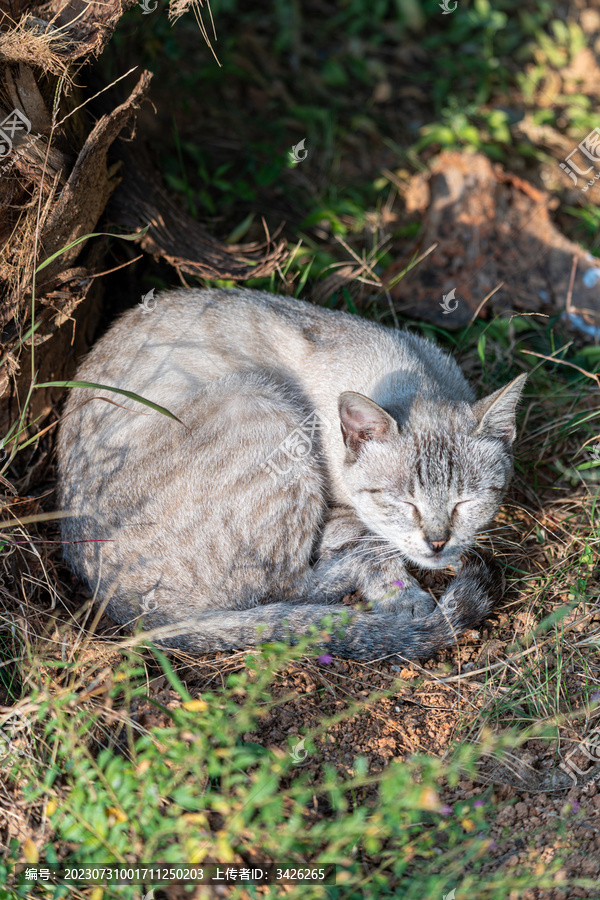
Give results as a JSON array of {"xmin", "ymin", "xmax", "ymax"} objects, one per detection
[{"xmin": 451, "ymin": 499, "xmax": 477, "ymax": 517}]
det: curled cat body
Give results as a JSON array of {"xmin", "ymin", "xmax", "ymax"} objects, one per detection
[{"xmin": 57, "ymin": 288, "xmax": 526, "ymax": 659}]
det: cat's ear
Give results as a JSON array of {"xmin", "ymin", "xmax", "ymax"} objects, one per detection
[
  {"xmin": 338, "ymin": 392, "xmax": 398, "ymax": 457},
  {"xmin": 472, "ymin": 374, "xmax": 527, "ymax": 443}
]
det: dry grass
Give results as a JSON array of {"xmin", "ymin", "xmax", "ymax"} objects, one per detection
[{"xmin": 0, "ymin": 16, "xmax": 72, "ymax": 75}]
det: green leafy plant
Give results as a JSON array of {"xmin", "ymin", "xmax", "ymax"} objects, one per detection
[{"xmin": 0, "ymin": 640, "xmax": 578, "ymax": 900}]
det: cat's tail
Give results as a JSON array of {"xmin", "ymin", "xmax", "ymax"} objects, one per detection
[{"xmin": 145, "ymin": 558, "xmax": 502, "ymax": 660}]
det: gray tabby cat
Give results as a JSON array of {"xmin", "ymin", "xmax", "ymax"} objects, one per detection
[{"xmin": 57, "ymin": 288, "xmax": 525, "ymax": 659}]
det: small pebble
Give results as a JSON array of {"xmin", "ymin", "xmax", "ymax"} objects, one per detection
[{"xmin": 583, "ymin": 267, "xmax": 600, "ymax": 288}]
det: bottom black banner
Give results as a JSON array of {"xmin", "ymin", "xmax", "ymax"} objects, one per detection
[{"xmin": 13, "ymin": 864, "xmax": 336, "ymax": 885}]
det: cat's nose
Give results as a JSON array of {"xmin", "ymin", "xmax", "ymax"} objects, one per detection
[{"xmin": 428, "ymin": 539, "xmax": 447, "ymax": 553}]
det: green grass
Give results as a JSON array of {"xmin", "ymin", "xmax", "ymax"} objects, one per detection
[
  {"xmin": 0, "ymin": 638, "xmax": 592, "ymax": 900},
  {"xmin": 123, "ymin": 0, "xmax": 599, "ymax": 298}
]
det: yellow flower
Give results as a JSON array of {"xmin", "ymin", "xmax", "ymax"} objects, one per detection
[{"xmin": 182, "ymin": 699, "xmax": 208, "ymax": 711}]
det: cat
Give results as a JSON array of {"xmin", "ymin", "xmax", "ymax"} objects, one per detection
[{"xmin": 57, "ymin": 288, "xmax": 526, "ymax": 660}]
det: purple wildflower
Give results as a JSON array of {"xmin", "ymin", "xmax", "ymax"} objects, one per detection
[
  {"xmin": 392, "ymin": 580, "xmax": 405, "ymax": 589},
  {"xmin": 318, "ymin": 654, "xmax": 333, "ymax": 665},
  {"xmin": 473, "ymin": 799, "xmax": 485, "ymax": 808},
  {"xmin": 439, "ymin": 804, "xmax": 453, "ymax": 817}
]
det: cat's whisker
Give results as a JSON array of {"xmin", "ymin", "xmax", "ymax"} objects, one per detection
[
  {"xmin": 476, "ymin": 536, "xmax": 519, "ymax": 548},
  {"xmin": 474, "ymin": 534, "xmax": 518, "ymax": 547},
  {"xmin": 482, "ymin": 525, "xmax": 520, "ymax": 534},
  {"xmin": 349, "ymin": 538, "xmax": 391, "ymax": 549},
  {"xmin": 349, "ymin": 549, "xmax": 400, "ymax": 565},
  {"xmin": 373, "ymin": 553, "xmax": 406, "ymax": 565},
  {"xmin": 469, "ymin": 548, "xmax": 487, "ymax": 566}
]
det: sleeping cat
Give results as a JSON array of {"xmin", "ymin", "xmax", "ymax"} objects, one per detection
[{"xmin": 57, "ymin": 288, "xmax": 525, "ymax": 659}]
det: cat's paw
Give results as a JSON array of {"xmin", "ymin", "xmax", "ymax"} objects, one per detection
[
  {"xmin": 367, "ymin": 581, "xmax": 436, "ymax": 619},
  {"xmin": 394, "ymin": 585, "xmax": 437, "ymax": 620}
]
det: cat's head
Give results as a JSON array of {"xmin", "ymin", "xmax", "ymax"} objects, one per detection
[{"xmin": 338, "ymin": 374, "xmax": 526, "ymax": 569}]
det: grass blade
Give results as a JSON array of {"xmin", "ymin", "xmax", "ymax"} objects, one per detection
[
  {"xmin": 35, "ymin": 227, "xmax": 148, "ymax": 274},
  {"xmin": 34, "ymin": 380, "xmax": 184, "ymax": 424}
]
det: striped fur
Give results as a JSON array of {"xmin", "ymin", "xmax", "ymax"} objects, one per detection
[{"xmin": 57, "ymin": 288, "xmax": 525, "ymax": 659}]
